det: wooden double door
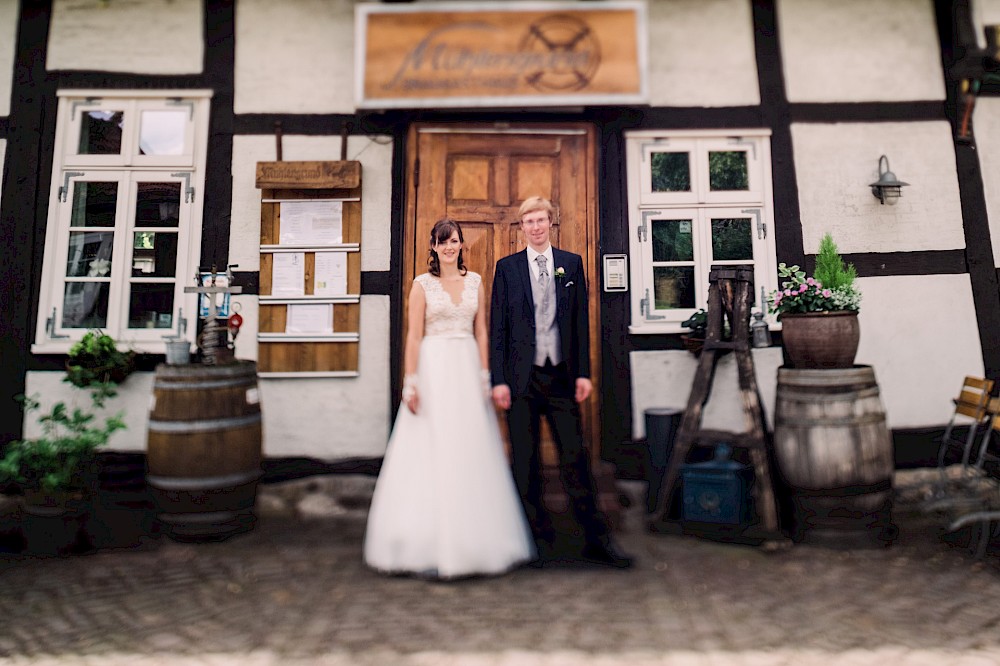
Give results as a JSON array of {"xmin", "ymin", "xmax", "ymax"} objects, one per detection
[{"xmin": 403, "ymin": 123, "xmax": 601, "ymax": 465}]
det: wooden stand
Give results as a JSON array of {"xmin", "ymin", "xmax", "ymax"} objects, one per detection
[{"xmin": 649, "ymin": 267, "xmax": 786, "ymax": 546}]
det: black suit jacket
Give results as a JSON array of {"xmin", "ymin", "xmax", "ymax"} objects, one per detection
[{"xmin": 489, "ymin": 248, "xmax": 590, "ymax": 398}]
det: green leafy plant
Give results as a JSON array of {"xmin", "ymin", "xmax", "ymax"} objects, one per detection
[
  {"xmin": 0, "ymin": 383, "xmax": 125, "ymax": 497},
  {"xmin": 768, "ymin": 233, "xmax": 861, "ymax": 315},
  {"xmin": 65, "ymin": 330, "xmax": 135, "ymax": 388}
]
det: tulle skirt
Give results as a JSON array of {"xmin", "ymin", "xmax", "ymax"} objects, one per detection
[{"xmin": 363, "ymin": 334, "xmax": 535, "ymax": 578}]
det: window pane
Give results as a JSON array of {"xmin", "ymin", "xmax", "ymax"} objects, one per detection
[
  {"xmin": 135, "ymin": 182, "xmax": 181, "ymax": 227},
  {"xmin": 62, "ymin": 282, "xmax": 109, "ymax": 328},
  {"xmin": 71, "ymin": 181, "xmax": 118, "ymax": 227},
  {"xmin": 132, "ymin": 232, "xmax": 178, "ymax": 277},
  {"xmin": 711, "ymin": 217, "xmax": 753, "ymax": 261},
  {"xmin": 652, "ymin": 219, "xmax": 694, "ymax": 262},
  {"xmin": 708, "ymin": 151, "xmax": 749, "ymax": 191},
  {"xmin": 128, "ymin": 284, "xmax": 175, "ymax": 329},
  {"xmin": 139, "ymin": 110, "xmax": 186, "ymax": 156},
  {"xmin": 650, "ymin": 152, "xmax": 691, "ymax": 192},
  {"xmin": 79, "ymin": 110, "xmax": 124, "ymax": 155},
  {"xmin": 66, "ymin": 231, "xmax": 114, "ymax": 278},
  {"xmin": 653, "ymin": 267, "xmax": 695, "ymax": 309}
]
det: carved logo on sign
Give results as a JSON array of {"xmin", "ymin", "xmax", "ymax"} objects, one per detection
[{"xmin": 520, "ymin": 16, "xmax": 601, "ymax": 92}]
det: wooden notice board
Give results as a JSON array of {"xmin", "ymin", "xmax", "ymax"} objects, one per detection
[{"xmin": 255, "ymin": 161, "xmax": 362, "ymax": 377}]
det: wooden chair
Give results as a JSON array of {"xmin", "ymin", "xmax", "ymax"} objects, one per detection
[
  {"xmin": 918, "ymin": 377, "xmax": 1000, "ymax": 559},
  {"xmin": 936, "ymin": 376, "xmax": 994, "ymax": 479}
]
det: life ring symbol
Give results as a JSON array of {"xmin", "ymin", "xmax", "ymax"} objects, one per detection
[{"xmin": 519, "ymin": 15, "xmax": 602, "ymax": 92}]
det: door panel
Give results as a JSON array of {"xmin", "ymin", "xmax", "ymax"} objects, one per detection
[{"xmin": 404, "ymin": 124, "xmax": 599, "ymax": 466}]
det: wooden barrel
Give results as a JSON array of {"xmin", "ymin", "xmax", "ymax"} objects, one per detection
[
  {"xmin": 773, "ymin": 366, "xmax": 895, "ymax": 547},
  {"xmin": 146, "ymin": 360, "xmax": 263, "ymax": 540}
]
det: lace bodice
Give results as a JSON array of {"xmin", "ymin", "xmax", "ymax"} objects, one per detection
[{"xmin": 415, "ymin": 272, "xmax": 480, "ymax": 337}]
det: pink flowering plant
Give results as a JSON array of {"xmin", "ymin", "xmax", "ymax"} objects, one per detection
[{"xmin": 768, "ymin": 234, "xmax": 861, "ymax": 315}]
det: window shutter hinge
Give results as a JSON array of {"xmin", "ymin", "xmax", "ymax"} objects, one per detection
[
  {"xmin": 640, "ymin": 289, "xmax": 665, "ymax": 321},
  {"xmin": 742, "ymin": 208, "xmax": 764, "ymax": 239},
  {"xmin": 59, "ymin": 172, "xmax": 85, "ymax": 202},
  {"xmin": 639, "ymin": 210, "xmax": 659, "ymax": 243},
  {"xmin": 46, "ymin": 308, "xmax": 69, "ymax": 339},
  {"xmin": 171, "ymin": 172, "xmax": 195, "ymax": 202}
]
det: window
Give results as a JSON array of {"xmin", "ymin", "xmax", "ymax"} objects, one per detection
[
  {"xmin": 626, "ymin": 130, "xmax": 777, "ymax": 334},
  {"xmin": 33, "ymin": 90, "xmax": 212, "ymax": 353}
]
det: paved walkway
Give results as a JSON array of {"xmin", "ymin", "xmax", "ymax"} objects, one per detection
[{"xmin": 1, "ymin": 471, "xmax": 1000, "ymax": 665}]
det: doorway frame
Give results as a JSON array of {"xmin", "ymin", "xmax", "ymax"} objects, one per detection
[{"xmin": 401, "ymin": 121, "xmax": 603, "ymax": 463}]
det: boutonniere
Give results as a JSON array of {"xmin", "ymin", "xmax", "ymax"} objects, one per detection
[{"xmin": 554, "ymin": 267, "xmax": 566, "ymax": 280}]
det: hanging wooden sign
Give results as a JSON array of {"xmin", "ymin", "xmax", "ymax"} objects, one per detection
[{"xmin": 356, "ymin": 1, "xmax": 648, "ymax": 109}]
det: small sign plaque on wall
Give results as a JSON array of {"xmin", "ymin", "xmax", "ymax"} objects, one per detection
[{"xmin": 603, "ymin": 254, "xmax": 628, "ymax": 292}]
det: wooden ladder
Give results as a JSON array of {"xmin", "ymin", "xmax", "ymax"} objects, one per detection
[{"xmin": 650, "ymin": 267, "xmax": 784, "ymax": 543}]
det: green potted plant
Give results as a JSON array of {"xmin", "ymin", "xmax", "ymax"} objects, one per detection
[
  {"xmin": 768, "ymin": 233, "xmax": 862, "ymax": 369},
  {"xmin": 0, "ymin": 383, "xmax": 125, "ymax": 553},
  {"xmin": 680, "ymin": 309, "xmax": 708, "ymax": 355},
  {"xmin": 65, "ymin": 330, "xmax": 135, "ymax": 388}
]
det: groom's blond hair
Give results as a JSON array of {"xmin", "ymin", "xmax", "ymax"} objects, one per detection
[{"xmin": 518, "ymin": 196, "xmax": 554, "ymax": 222}]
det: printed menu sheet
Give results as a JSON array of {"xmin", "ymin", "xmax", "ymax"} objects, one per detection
[
  {"xmin": 314, "ymin": 252, "xmax": 348, "ymax": 296},
  {"xmin": 279, "ymin": 201, "xmax": 343, "ymax": 245},
  {"xmin": 271, "ymin": 252, "xmax": 305, "ymax": 296},
  {"xmin": 285, "ymin": 303, "xmax": 333, "ymax": 334}
]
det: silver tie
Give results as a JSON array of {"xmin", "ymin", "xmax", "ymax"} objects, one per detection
[{"xmin": 536, "ymin": 255, "xmax": 550, "ymax": 317}]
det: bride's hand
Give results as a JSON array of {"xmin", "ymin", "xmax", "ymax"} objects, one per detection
[
  {"xmin": 480, "ymin": 369, "xmax": 492, "ymax": 400},
  {"xmin": 403, "ymin": 374, "xmax": 419, "ymax": 414}
]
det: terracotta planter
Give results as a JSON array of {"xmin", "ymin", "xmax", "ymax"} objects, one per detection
[{"xmin": 779, "ymin": 311, "xmax": 860, "ymax": 369}]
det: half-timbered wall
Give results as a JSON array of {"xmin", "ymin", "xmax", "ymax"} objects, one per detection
[{"xmin": 4, "ymin": 0, "xmax": 1000, "ymax": 468}]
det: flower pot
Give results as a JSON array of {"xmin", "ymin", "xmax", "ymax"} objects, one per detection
[
  {"xmin": 779, "ymin": 311, "xmax": 860, "ymax": 369},
  {"xmin": 65, "ymin": 353, "xmax": 135, "ymax": 387},
  {"xmin": 20, "ymin": 491, "xmax": 91, "ymax": 555}
]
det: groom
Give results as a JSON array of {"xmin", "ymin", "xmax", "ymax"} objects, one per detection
[{"xmin": 490, "ymin": 196, "xmax": 631, "ymax": 569}]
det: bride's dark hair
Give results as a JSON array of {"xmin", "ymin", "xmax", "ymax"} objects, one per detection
[{"xmin": 428, "ymin": 218, "xmax": 467, "ymax": 277}]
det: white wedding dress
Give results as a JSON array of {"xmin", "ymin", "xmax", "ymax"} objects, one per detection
[{"xmin": 363, "ymin": 272, "xmax": 535, "ymax": 578}]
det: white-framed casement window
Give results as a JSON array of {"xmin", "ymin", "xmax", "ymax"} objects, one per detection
[
  {"xmin": 625, "ymin": 129, "xmax": 778, "ymax": 334},
  {"xmin": 32, "ymin": 90, "xmax": 212, "ymax": 354}
]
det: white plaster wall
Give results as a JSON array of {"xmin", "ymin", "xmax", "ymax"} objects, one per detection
[
  {"xmin": 855, "ymin": 274, "xmax": 984, "ymax": 428},
  {"xmin": 0, "ymin": 0, "xmax": 17, "ymax": 117},
  {"xmin": 235, "ymin": 0, "xmax": 355, "ymax": 114},
  {"xmin": 23, "ymin": 371, "xmax": 156, "ymax": 451},
  {"xmin": 778, "ymin": 0, "xmax": 944, "ymax": 103},
  {"xmin": 972, "ymin": 98, "xmax": 1000, "ymax": 267},
  {"xmin": 23, "ymin": 294, "xmax": 391, "ymax": 458},
  {"xmin": 647, "ymin": 0, "xmax": 759, "ymax": 107},
  {"xmin": 230, "ymin": 134, "xmax": 393, "ymax": 274},
  {"xmin": 975, "ymin": 0, "xmax": 1000, "ymax": 48},
  {"xmin": 631, "ymin": 348, "xmax": 784, "ymax": 440},
  {"xmin": 791, "ymin": 121, "xmax": 964, "ymax": 255},
  {"xmin": 47, "ymin": 0, "xmax": 203, "ymax": 74},
  {"xmin": 257, "ymin": 294, "xmax": 391, "ymax": 459},
  {"xmin": 631, "ymin": 275, "xmax": 983, "ymax": 438}
]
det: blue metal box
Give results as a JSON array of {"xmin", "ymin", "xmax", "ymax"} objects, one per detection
[{"xmin": 681, "ymin": 444, "xmax": 752, "ymax": 525}]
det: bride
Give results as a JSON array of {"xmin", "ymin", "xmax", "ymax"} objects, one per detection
[{"xmin": 363, "ymin": 219, "xmax": 534, "ymax": 578}]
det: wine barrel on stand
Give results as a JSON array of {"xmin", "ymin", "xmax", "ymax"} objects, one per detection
[
  {"xmin": 773, "ymin": 365, "xmax": 896, "ymax": 547},
  {"xmin": 146, "ymin": 360, "xmax": 263, "ymax": 540}
]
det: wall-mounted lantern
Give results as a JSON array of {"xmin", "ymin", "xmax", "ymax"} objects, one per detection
[{"xmin": 870, "ymin": 155, "xmax": 909, "ymax": 206}]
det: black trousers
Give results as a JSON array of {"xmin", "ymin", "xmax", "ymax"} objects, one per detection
[{"xmin": 506, "ymin": 362, "xmax": 610, "ymax": 548}]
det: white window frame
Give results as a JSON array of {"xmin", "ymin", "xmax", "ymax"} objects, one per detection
[
  {"xmin": 33, "ymin": 89, "xmax": 212, "ymax": 354},
  {"xmin": 626, "ymin": 129, "xmax": 778, "ymax": 335}
]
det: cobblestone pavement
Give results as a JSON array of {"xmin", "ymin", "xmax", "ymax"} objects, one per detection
[{"xmin": 1, "ymin": 471, "xmax": 1000, "ymax": 666}]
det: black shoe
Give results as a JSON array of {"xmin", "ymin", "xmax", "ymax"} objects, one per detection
[{"xmin": 580, "ymin": 542, "xmax": 633, "ymax": 569}]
